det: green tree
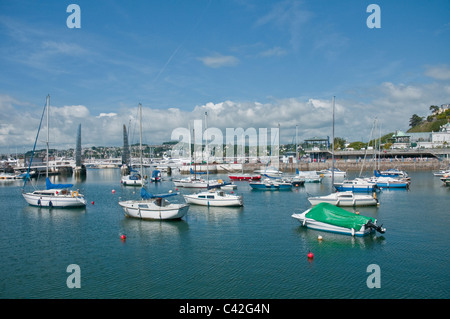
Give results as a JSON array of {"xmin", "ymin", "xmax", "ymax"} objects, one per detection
[
  {"xmin": 429, "ymin": 105, "xmax": 439, "ymax": 114},
  {"xmin": 409, "ymin": 114, "xmax": 424, "ymax": 128},
  {"xmin": 333, "ymin": 137, "xmax": 346, "ymax": 150}
]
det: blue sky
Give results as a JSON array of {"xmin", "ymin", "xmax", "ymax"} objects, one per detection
[{"xmin": 1, "ymin": 0, "xmax": 449, "ymax": 154}]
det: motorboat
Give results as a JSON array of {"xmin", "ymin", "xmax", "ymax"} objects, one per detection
[
  {"xmin": 292, "ymin": 202, "xmax": 386, "ymax": 237},
  {"xmin": 334, "ymin": 178, "xmax": 377, "ymax": 192},
  {"xmin": 183, "ymin": 189, "xmax": 243, "ymax": 207},
  {"xmin": 316, "ymin": 168, "xmax": 347, "ymax": 178},
  {"xmin": 307, "ymin": 191, "xmax": 379, "ymax": 207},
  {"xmin": 249, "ymin": 178, "xmax": 292, "ymax": 190},
  {"xmin": 433, "ymin": 169, "xmax": 450, "ymax": 177},
  {"xmin": 173, "ymin": 176, "xmax": 229, "ymax": 188},
  {"xmin": 121, "ymin": 170, "xmax": 146, "ymax": 186},
  {"xmin": 119, "ymin": 188, "xmax": 189, "ymax": 220},
  {"xmin": 374, "ymin": 169, "xmax": 409, "ymax": 179},
  {"xmin": 368, "ymin": 176, "xmax": 410, "ymax": 188},
  {"xmin": 296, "ymin": 169, "xmax": 322, "ymax": 183}
]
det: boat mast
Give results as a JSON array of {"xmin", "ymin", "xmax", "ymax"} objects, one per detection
[
  {"xmin": 205, "ymin": 111, "xmax": 209, "ymax": 186},
  {"xmin": 139, "ymin": 103, "xmax": 143, "ymax": 182},
  {"xmin": 331, "ymin": 96, "xmax": 335, "ymax": 187},
  {"xmin": 46, "ymin": 94, "xmax": 50, "ymax": 178}
]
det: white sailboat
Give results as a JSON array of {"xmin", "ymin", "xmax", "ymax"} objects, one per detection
[
  {"xmin": 121, "ymin": 103, "xmax": 147, "ymax": 186},
  {"xmin": 119, "ymin": 188, "xmax": 189, "ymax": 220},
  {"xmin": 183, "ymin": 112, "xmax": 241, "ymax": 206},
  {"xmin": 22, "ymin": 95, "xmax": 87, "ymax": 208}
]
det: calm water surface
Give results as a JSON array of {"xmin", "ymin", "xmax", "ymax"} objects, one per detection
[{"xmin": 1, "ymin": 169, "xmax": 448, "ymax": 299}]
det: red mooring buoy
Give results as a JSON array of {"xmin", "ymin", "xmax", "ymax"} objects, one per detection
[
  {"xmin": 307, "ymin": 251, "xmax": 314, "ymax": 259},
  {"xmin": 121, "ymin": 234, "xmax": 126, "ymax": 240}
]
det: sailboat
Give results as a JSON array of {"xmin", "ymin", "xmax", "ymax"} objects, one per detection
[
  {"xmin": 22, "ymin": 95, "xmax": 87, "ymax": 208},
  {"xmin": 121, "ymin": 103, "xmax": 147, "ymax": 186},
  {"xmin": 183, "ymin": 112, "xmax": 241, "ymax": 206},
  {"xmin": 119, "ymin": 188, "xmax": 189, "ymax": 220}
]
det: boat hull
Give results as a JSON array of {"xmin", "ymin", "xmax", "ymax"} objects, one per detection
[
  {"xmin": 119, "ymin": 201, "xmax": 189, "ymax": 220},
  {"xmin": 228, "ymin": 174, "xmax": 261, "ymax": 181},
  {"xmin": 22, "ymin": 192, "xmax": 87, "ymax": 208},
  {"xmin": 249, "ymin": 182, "xmax": 292, "ymax": 190},
  {"xmin": 184, "ymin": 195, "xmax": 243, "ymax": 207},
  {"xmin": 334, "ymin": 184, "xmax": 376, "ymax": 192},
  {"xmin": 292, "ymin": 211, "xmax": 372, "ymax": 237},
  {"xmin": 308, "ymin": 196, "xmax": 378, "ymax": 207}
]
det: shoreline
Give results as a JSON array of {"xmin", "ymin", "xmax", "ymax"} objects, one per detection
[{"xmin": 179, "ymin": 159, "xmax": 448, "ymax": 174}]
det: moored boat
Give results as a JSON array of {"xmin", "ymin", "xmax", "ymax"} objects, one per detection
[
  {"xmin": 249, "ymin": 178, "xmax": 292, "ymax": 190},
  {"xmin": 307, "ymin": 191, "xmax": 379, "ymax": 207},
  {"xmin": 228, "ymin": 173, "xmax": 261, "ymax": 181},
  {"xmin": 183, "ymin": 189, "xmax": 243, "ymax": 207},
  {"xmin": 118, "ymin": 188, "xmax": 189, "ymax": 220},
  {"xmin": 334, "ymin": 178, "xmax": 377, "ymax": 192},
  {"xmin": 292, "ymin": 202, "xmax": 386, "ymax": 237}
]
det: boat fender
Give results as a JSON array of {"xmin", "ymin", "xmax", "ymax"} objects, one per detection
[
  {"xmin": 37, "ymin": 199, "xmax": 41, "ymax": 206},
  {"xmin": 302, "ymin": 219, "xmax": 306, "ymax": 226},
  {"xmin": 351, "ymin": 228, "xmax": 355, "ymax": 236},
  {"xmin": 49, "ymin": 201, "xmax": 53, "ymax": 208},
  {"xmin": 72, "ymin": 191, "xmax": 79, "ymax": 198}
]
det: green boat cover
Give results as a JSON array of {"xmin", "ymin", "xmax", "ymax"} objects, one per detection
[{"xmin": 306, "ymin": 202, "xmax": 374, "ymax": 230}]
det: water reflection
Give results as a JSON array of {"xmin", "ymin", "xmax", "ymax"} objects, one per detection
[
  {"xmin": 293, "ymin": 224, "xmax": 386, "ymax": 250},
  {"xmin": 120, "ymin": 217, "xmax": 189, "ymax": 241}
]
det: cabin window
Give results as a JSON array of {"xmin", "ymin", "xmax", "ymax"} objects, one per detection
[
  {"xmin": 199, "ymin": 195, "xmax": 206, "ymax": 198},
  {"xmin": 138, "ymin": 204, "xmax": 148, "ymax": 208},
  {"xmin": 207, "ymin": 195, "xmax": 214, "ymax": 199}
]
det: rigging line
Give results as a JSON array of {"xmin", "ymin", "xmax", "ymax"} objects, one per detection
[
  {"xmin": 151, "ymin": 0, "xmax": 212, "ymax": 85},
  {"xmin": 23, "ymin": 98, "xmax": 47, "ymax": 189}
]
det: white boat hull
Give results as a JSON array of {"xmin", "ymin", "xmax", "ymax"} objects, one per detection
[
  {"xmin": 22, "ymin": 192, "xmax": 87, "ymax": 208},
  {"xmin": 119, "ymin": 200, "xmax": 189, "ymax": 220},
  {"xmin": 292, "ymin": 210, "xmax": 372, "ymax": 237},
  {"xmin": 184, "ymin": 194, "xmax": 243, "ymax": 207},
  {"xmin": 308, "ymin": 192, "xmax": 378, "ymax": 207}
]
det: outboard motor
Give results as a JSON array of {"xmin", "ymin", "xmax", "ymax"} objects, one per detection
[{"xmin": 366, "ymin": 220, "xmax": 386, "ymax": 234}]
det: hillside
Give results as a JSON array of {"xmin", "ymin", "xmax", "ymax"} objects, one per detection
[
  {"xmin": 407, "ymin": 107, "xmax": 450, "ymax": 133},
  {"xmin": 407, "ymin": 118, "xmax": 448, "ymax": 133}
]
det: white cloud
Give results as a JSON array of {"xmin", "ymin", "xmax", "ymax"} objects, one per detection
[
  {"xmin": 97, "ymin": 113, "xmax": 117, "ymax": 118},
  {"xmin": 424, "ymin": 64, "xmax": 450, "ymax": 80},
  {"xmin": 259, "ymin": 46, "xmax": 287, "ymax": 57},
  {"xmin": 198, "ymin": 53, "xmax": 239, "ymax": 68},
  {"xmin": 2, "ymin": 74, "xmax": 450, "ymax": 154}
]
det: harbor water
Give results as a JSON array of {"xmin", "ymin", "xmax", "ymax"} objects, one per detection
[{"xmin": 0, "ymin": 169, "xmax": 448, "ymax": 299}]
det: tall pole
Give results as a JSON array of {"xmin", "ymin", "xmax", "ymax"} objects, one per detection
[
  {"xmin": 46, "ymin": 94, "xmax": 50, "ymax": 178},
  {"xmin": 139, "ymin": 103, "xmax": 143, "ymax": 182},
  {"xmin": 331, "ymin": 96, "xmax": 335, "ymax": 188},
  {"xmin": 295, "ymin": 124, "xmax": 298, "ymax": 164},
  {"xmin": 205, "ymin": 111, "xmax": 208, "ymax": 186}
]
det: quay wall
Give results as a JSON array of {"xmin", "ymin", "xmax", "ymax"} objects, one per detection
[{"xmin": 180, "ymin": 159, "xmax": 447, "ymax": 174}]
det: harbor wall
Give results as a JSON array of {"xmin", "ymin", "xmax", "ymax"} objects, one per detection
[{"xmin": 180, "ymin": 159, "xmax": 447, "ymax": 174}]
